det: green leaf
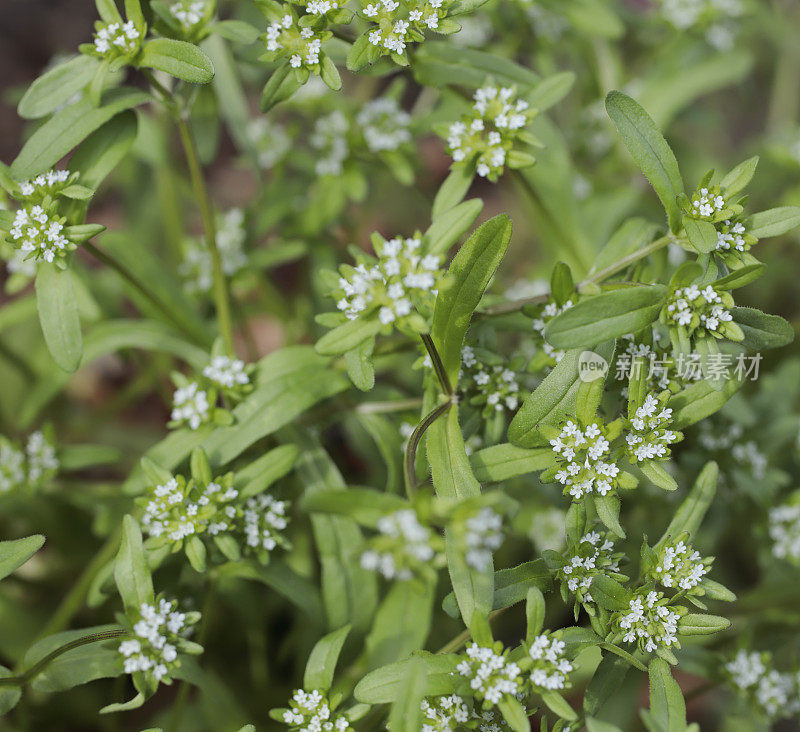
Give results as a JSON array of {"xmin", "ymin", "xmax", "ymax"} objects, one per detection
[
  {"xmin": 470, "ymin": 443, "xmax": 553, "ymax": 482},
  {"xmin": 366, "ymin": 581, "xmax": 434, "ymax": 670},
  {"xmin": 431, "ymin": 214, "xmax": 512, "ymax": 385},
  {"xmin": 731, "ymin": 307, "xmax": 794, "ymax": 350},
  {"xmin": 545, "ymin": 286, "xmax": 667, "ymax": 348},
  {"xmin": 424, "ymin": 198, "xmax": 484, "ymax": 256},
  {"xmin": 639, "ymin": 461, "xmax": 677, "ymax": 492},
  {"xmin": 140, "ymin": 39, "xmax": 215, "ymax": 83},
  {"xmin": 69, "ymin": 111, "xmax": 139, "ymax": 191},
  {"xmin": 59, "ymin": 444, "xmax": 121, "ymax": 470},
  {"xmin": 527, "ymin": 71, "xmax": 575, "ymax": 112},
  {"xmin": 589, "ymin": 574, "xmax": 630, "ymax": 611},
  {"xmin": 584, "ymin": 654, "xmax": 629, "ymax": 717},
  {"xmin": 605, "ymin": 91, "xmax": 683, "ymax": 232},
  {"xmin": 0, "ymin": 666, "xmax": 21, "ymax": 715},
  {"xmin": 301, "ymin": 489, "xmax": 407, "ymax": 527},
  {"xmin": 35, "ymin": 263, "xmax": 83, "ymax": 373},
  {"xmin": 100, "ymin": 692, "xmax": 145, "ymax": 714},
  {"xmin": 525, "ymin": 587, "xmax": 546, "ymax": 643},
  {"xmin": 595, "ymin": 493, "xmax": 625, "ymax": 538},
  {"xmin": 656, "ymin": 462, "xmax": 717, "ymax": 550},
  {"xmin": 11, "ymin": 87, "xmax": 149, "ymax": 179},
  {"xmin": 344, "ymin": 339, "xmax": 375, "ymax": 391},
  {"xmin": 597, "ymin": 643, "xmax": 648, "ymax": 672},
  {"xmin": 304, "ymin": 624, "xmax": 351, "ymax": 691},
  {"xmin": 587, "ymin": 719, "xmax": 624, "ymax": 732},
  {"xmin": 677, "ymin": 614, "xmax": 730, "ymax": 636},
  {"xmin": 320, "ymin": 55, "xmax": 342, "ymax": 91},
  {"xmin": 18, "ymin": 55, "xmax": 100, "ymax": 119},
  {"xmin": 0, "ymin": 534, "xmax": 45, "ymax": 581},
  {"xmin": 211, "ymin": 19, "xmax": 260, "ymax": 44},
  {"xmin": 237, "ymin": 444, "xmax": 299, "ymax": 498},
  {"xmin": 683, "ymin": 218, "xmax": 718, "ymax": 254},
  {"xmin": 432, "ymin": 165, "xmax": 476, "ymax": 219},
  {"xmin": 114, "ymin": 515, "xmax": 154, "ymax": 612},
  {"xmin": 589, "ymin": 218, "xmax": 660, "ymax": 276},
  {"xmin": 720, "ymin": 156, "xmax": 758, "ymax": 197},
  {"xmin": 387, "ymin": 656, "xmax": 426, "ymax": 732},
  {"xmin": 508, "ymin": 341, "xmax": 615, "ymax": 447},
  {"xmin": 498, "ymin": 695, "xmax": 532, "ymax": 731},
  {"xmin": 260, "ymin": 63, "xmax": 302, "ymax": 113},
  {"xmin": 316, "ymin": 318, "xmax": 382, "ymax": 356},
  {"xmin": 747, "ymin": 206, "xmax": 800, "ymax": 238},
  {"xmin": 185, "ymin": 535, "xmax": 207, "ymax": 572},
  {"xmin": 354, "ymin": 653, "xmax": 459, "ymax": 704},
  {"xmin": 646, "ymin": 657, "xmax": 687, "ymax": 732},
  {"xmin": 442, "ymin": 560, "xmax": 552, "ymax": 617},
  {"xmin": 24, "ymin": 625, "xmax": 122, "ymax": 692},
  {"xmin": 712, "ymin": 264, "xmax": 765, "ymax": 291},
  {"xmin": 540, "ymin": 691, "xmax": 578, "ymax": 722},
  {"xmin": 347, "ymin": 34, "xmax": 373, "ymax": 72}
]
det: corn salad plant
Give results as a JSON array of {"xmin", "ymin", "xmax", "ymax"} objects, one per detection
[{"xmin": 2, "ymin": 0, "xmax": 800, "ymax": 730}]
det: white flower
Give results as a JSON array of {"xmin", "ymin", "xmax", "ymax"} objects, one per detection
[
  {"xmin": 651, "ymin": 537, "xmax": 710, "ymax": 591},
  {"xmin": 8, "ymin": 206, "xmax": 71, "ymax": 264},
  {"xmin": 93, "ymin": 21, "xmax": 140, "ymax": 58},
  {"xmin": 559, "ymin": 531, "xmax": 620, "ymax": 605},
  {"xmin": 171, "ymin": 382, "xmax": 211, "ymax": 430},
  {"xmin": 311, "ymin": 110, "xmax": 350, "ymax": 177},
  {"xmin": 119, "ymin": 598, "xmax": 195, "ymax": 686},
  {"xmin": 169, "ymin": 0, "xmax": 208, "ymax": 29},
  {"xmin": 203, "ymin": 355, "xmax": 250, "ymax": 391},
  {"xmin": 528, "ymin": 633, "xmax": 574, "ymax": 691},
  {"xmin": 0, "ymin": 440, "xmax": 26, "ymax": 493},
  {"xmin": 625, "ymin": 392, "xmax": 679, "ymax": 462},
  {"xmin": 420, "ymin": 694, "xmax": 471, "ymax": 731},
  {"xmin": 246, "ymin": 118, "xmax": 291, "ymax": 170},
  {"xmin": 356, "ymin": 97, "xmax": 412, "ymax": 152},
  {"xmin": 462, "ymin": 508, "xmax": 504, "ymax": 571},
  {"xmin": 769, "ymin": 501, "xmax": 800, "ymax": 565},
  {"xmin": 25, "ymin": 430, "xmax": 59, "ymax": 482},
  {"xmin": 613, "ymin": 590, "xmax": 681, "ymax": 654},
  {"xmin": 457, "ymin": 643, "xmax": 521, "ymax": 707},
  {"xmin": 550, "ymin": 420, "xmax": 620, "ymax": 500},
  {"xmin": 243, "ymin": 494, "xmax": 290, "ymax": 553},
  {"xmin": 360, "ymin": 509, "xmax": 439, "ymax": 581},
  {"xmin": 282, "ymin": 688, "xmax": 350, "ymax": 730}
]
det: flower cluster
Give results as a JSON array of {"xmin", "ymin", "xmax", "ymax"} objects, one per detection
[
  {"xmin": 648, "ymin": 537, "xmax": 710, "ymax": 592},
  {"xmin": 139, "ymin": 471, "xmax": 291, "ymax": 561},
  {"xmin": 139, "ymin": 474, "xmax": 240, "ymax": 543},
  {"xmin": 725, "ymin": 650, "xmax": 800, "ymax": 720},
  {"xmin": 359, "ymin": 509, "xmax": 441, "ymax": 580},
  {"xmin": 181, "ymin": 208, "xmax": 248, "ymax": 292},
  {"xmin": 16, "ymin": 169, "xmax": 72, "ymax": 202},
  {"xmin": 625, "ymin": 392, "xmax": 680, "ymax": 463},
  {"xmin": 202, "ymin": 355, "xmax": 251, "ymax": 395},
  {"xmin": 246, "ymin": 117, "xmax": 291, "ymax": 170},
  {"xmin": 460, "ymin": 507, "xmax": 504, "ymax": 571},
  {"xmin": 456, "ymin": 642, "xmax": 522, "ymax": 705},
  {"xmin": 118, "ymin": 598, "xmax": 197, "ymax": 686},
  {"xmin": 612, "ymin": 590, "xmax": 683, "ymax": 654},
  {"xmin": 446, "ymin": 86, "xmax": 534, "ymax": 181},
  {"xmin": 170, "ymin": 0, "xmax": 209, "ymax": 31},
  {"xmin": 685, "ymin": 185, "xmax": 727, "ymax": 221},
  {"xmin": 281, "ymin": 689, "xmax": 350, "ymax": 730},
  {"xmin": 558, "ymin": 531, "xmax": 622, "ymax": 607},
  {"xmin": 715, "ymin": 218, "xmax": 755, "ymax": 255},
  {"xmin": 0, "ymin": 431, "xmax": 58, "ymax": 494},
  {"xmin": 8, "ymin": 206, "xmax": 71, "ymax": 264},
  {"xmin": 243, "ymin": 494, "xmax": 291, "ymax": 558},
  {"xmin": 768, "ymin": 501, "xmax": 800, "ymax": 566},
  {"xmin": 90, "ymin": 21, "xmax": 142, "ymax": 60},
  {"xmin": 171, "ymin": 381, "xmax": 212, "ymax": 430},
  {"xmin": 528, "ymin": 633, "xmax": 573, "ymax": 692},
  {"xmin": 420, "ymin": 694, "xmax": 471, "ymax": 731},
  {"xmin": 531, "ymin": 297, "xmax": 574, "ymax": 365},
  {"xmin": 549, "ymin": 420, "xmax": 621, "ymax": 500},
  {"xmin": 332, "ymin": 234, "xmax": 443, "ymax": 331},
  {"xmin": 659, "ymin": 0, "xmax": 744, "ymax": 50},
  {"xmin": 311, "ymin": 111, "xmax": 350, "ymax": 176},
  {"xmin": 361, "ymin": 0, "xmax": 455, "ymax": 60},
  {"xmin": 356, "ymin": 97, "xmax": 412, "ymax": 153},
  {"xmin": 262, "ymin": 12, "xmax": 329, "ymax": 73},
  {"xmin": 662, "ymin": 284, "xmax": 736, "ymax": 340},
  {"xmin": 460, "ymin": 346, "xmax": 522, "ymax": 416}
]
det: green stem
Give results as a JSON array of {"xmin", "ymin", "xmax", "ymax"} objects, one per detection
[
  {"xmin": 356, "ymin": 397, "xmax": 424, "ymax": 415},
  {"xmin": 83, "ymin": 241, "xmax": 208, "ymax": 347},
  {"xmin": 0, "ymin": 629, "xmax": 125, "ymax": 688},
  {"xmin": 404, "ymin": 400, "xmax": 454, "ymax": 498},
  {"xmin": 420, "ymin": 333, "xmax": 452, "ymax": 396},
  {"xmin": 176, "ymin": 116, "xmax": 235, "ymax": 356}
]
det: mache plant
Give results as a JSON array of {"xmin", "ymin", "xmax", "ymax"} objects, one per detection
[{"xmin": 2, "ymin": 0, "xmax": 800, "ymax": 730}]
